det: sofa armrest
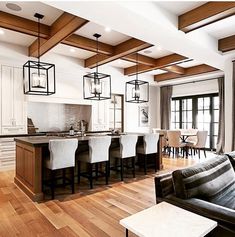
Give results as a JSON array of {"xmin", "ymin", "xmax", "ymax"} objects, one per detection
[
  {"xmin": 163, "ymin": 195, "xmax": 235, "ymax": 232},
  {"xmin": 154, "ymin": 173, "xmax": 174, "ymax": 203}
]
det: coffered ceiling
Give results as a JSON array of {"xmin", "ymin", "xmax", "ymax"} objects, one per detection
[{"xmin": 0, "ymin": 1, "xmax": 234, "ymax": 85}]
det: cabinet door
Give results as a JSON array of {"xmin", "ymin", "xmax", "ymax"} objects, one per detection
[
  {"xmin": 13, "ymin": 67, "xmax": 25, "ymax": 126},
  {"xmin": 92, "ymin": 100, "xmax": 109, "ymax": 130},
  {"xmin": 1, "ymin": 65, "xmax": 14, "ymax": 126}
]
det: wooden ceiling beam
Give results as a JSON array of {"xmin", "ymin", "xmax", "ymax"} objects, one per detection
[
  {"xmin": 29, "ymin": 12, "xmax": 88, "ymax": 57},
  {"xmin": 154, "ymin": 64, "xmax": 219, "ymax": 82},
  {"xmin": 0, "ymin": 11, "xmax": 50, "ymax": 38},
  {"xmin": 218, "ymin": 34, "xmax": 235, "ymax": 52},
  {"xmin": 85, "ymin": 38, "xmax": 152, "ymax": 68},
  {"xmin": 63, "ymin": 34, "xmax": 114, "ymax": 55},
  {"xmin": 179, "ymin": 2, "xmax": 235, "ymax": 33},
  {"xmin": 124, "ymin": 54, "xmax": 188, "ymax": 76},
  {"xmin": 122, "ymin": 53, "xmax": 156, "ymax": 66},
  {"xmin": 162, "ymin": 65, "xmax": 185, "ymax": 74}
]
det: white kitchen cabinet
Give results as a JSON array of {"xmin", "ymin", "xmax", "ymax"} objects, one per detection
[
  {"xmin": 92, "ymin": 100, "xmax": 109, "ymax": 131},
  {"xmin": 0, "ymin": 138, "xmax": 15, "ymax": 169},
  {"xmin": 1, "ymin": 65, "xmax": 27, "ymax": 135}
]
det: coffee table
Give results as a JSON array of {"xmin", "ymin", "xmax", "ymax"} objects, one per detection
[{"xmin": 120, "ymin": 202, "xmax": 217, "ymax": 237}]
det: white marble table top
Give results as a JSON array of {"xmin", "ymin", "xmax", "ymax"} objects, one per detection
[{"xmin": 120, "ymin": 202, "xmax": 217, "ymax": 237}]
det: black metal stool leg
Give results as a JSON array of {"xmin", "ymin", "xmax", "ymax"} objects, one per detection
[
  {"xmin": 89, "ymin": 163, "xmax": 93, "ymax": 189},
  {"xmin": 51, "ymin": 170, "xmax": 55, "ymax": 200},
  {"xmin": 71, "ymin": 167, "xmax": 75, "ymax": 194},
  {"xmin": 120, "ymin": 159, "xmax": 124, "ymax": 181},
  {"xmin": 105, "ymin": 161, "xmax": 109, "ymax": 185},
  {"xmin": 144, "ymin": 155, "xmax": 147, "ymax": 175},
  {"xmin": 132, "ymin": 156, "xmax": 135, "ymax": 178}
]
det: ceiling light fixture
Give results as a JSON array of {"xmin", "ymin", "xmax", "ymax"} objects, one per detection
[
  {"xmin": 125, "ymin": 53, "xmax": 149, "ymax": 103},
  {"xmin": 105, "ymin": 27, "xmax": 111, "ymax": 32},
  {"xmin": 6, "ymin": 3, "xmax": 22, "ymax": 11},
  {"xmin": 83, "ymin": 33, "xmax": 111, "ymax": 100},
  {"xmin": 70, "ymin": 48, "xmax": 76, "ymax": 53},
  {"xmin": 0, "ymin": 29, "xmax": 5, "ymax": 35},
  {"xmin": 23, "ymin": 13, "xmax": 56, "ymax": 95}
]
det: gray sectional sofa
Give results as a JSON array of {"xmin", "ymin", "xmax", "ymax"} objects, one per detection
[{"xmin": 154, "ymin": 154, "xmax": 235, "ymax": 237}]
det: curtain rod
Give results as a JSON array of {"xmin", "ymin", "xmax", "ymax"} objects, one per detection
[{"xmin": 160, "ymin": 77, "xmax": 223, "ymax": 88}]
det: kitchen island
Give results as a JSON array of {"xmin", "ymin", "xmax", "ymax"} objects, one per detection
[{"xmin": 14, "ymin": 134, "xmax": 163, "ymax": 201}]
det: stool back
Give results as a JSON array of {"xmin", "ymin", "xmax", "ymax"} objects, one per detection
[
  {"xmin": 120, "ymin": 134, "xmax": 138, "ymax": 158},
  {"xmin": 88, "ymin": 136, "xmax": 111, "ymax": 163},
  {"xmin": 143, "ymin": 133, "xmax": 159, "ymax": 154},
  {"xmin": 48, "ymin": 139, "xmax": 78, "ymax": 170}
]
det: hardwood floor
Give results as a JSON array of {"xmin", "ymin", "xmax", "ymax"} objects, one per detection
[{"xmin": 0, "ymin": 153, "xmax": 216, "ymax": 237}]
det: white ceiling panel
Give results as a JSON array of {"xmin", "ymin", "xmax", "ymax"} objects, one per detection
[
  {"xmin": 51, "ymin": 44, "xmax": 96, "ymax": 59},
  {"xmin": 139, "ymin": 45, "xmax": 172, "ymax": 59},
  {"xmin": 107, "ymin": 59, "xmax": 135, "ymax": 68},
  {"xmin": 75, "ymin": 22, "xmax": 131, "ymax": 46},
  {"xmin": 179, "ymin": 60, "xmax": 202, "ymax": 68},
  {"xmin": 146, "ymin": 69, "xmax": 166, "ymax": 76},
  {"xmin": 0, "ymin": 27, "xmax": 35, "ymax": 46},
  {"xmin": 199, "ymin": 15, "xmax": 235, "ymax": 40},
  {"xmin": 156, "ymin": 1, "xmax": 206, "ymax": 16},
  {"xmin": 0, "ymin": 1, "xmax": 63, "ymax": 25}
]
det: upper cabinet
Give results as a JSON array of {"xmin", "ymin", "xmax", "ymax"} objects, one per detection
[
  {"xmin": 1, "ymin": 65, "xmax": 27, "ymax": 135},
  {"xmin": 91, "ymin": 100, "xmax": 109, "ymax": 131}
]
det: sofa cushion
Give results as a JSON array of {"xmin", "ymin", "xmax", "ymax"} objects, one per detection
[
  {"xmin": 225, "ymin": 151, "xmax": 235, "ymax": 170},
  {"xmin": 172, "ymin": 155, "xmax": 235, "ymax": 200}
]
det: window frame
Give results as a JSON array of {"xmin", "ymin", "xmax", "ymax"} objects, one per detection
[{"xmin": 171, "ymin": 93, "xmax": 219, "ymax": 150}]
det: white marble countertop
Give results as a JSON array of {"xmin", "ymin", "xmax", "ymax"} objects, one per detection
[{"xmin": 120, "ymin": 202, "xmax": 217, "ymax": 237}]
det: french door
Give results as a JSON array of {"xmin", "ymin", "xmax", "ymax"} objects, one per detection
[{"xmin": 171, "ymin": 93, "xmax": 219, "ymax": 150}]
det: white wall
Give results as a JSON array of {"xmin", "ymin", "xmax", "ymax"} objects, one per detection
[
  {"xmin": 224, "ymin": 60, "xmax": 233, "ymax": 152},
  {"xmin": 172, "ymin": 79, "xmax": 219, "ymax": 98},
  {"xmin": 0, "ymin": 41, "xmax": 160, "ymax": 133}
]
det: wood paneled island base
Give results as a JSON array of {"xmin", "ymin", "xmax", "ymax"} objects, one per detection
[{"xmin": 14, "ymin": 134, "xmax": 163, "ymax": 201}]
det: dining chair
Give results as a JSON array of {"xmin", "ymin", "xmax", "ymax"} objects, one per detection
[
  {"xmin": 44, "ymin": 138, "xmax": 78, "ymax": 199},
  {"xmin": 77, "ymin": 136, "xmax": 111, "ymax": 189},
  {"xmin": 167, "ymin": 130, "xmax": 186, "ymax": 157},
  {"xmin": 110, "ymin": 134, "xmax": 138, "ymax": 181},
  {"xmin": 190, "ymin": 131, "xmax": 208, "ymax": 158},
  {"xmin": 137, "ymin": 133, "xmax": 159, "ymax": 174}
]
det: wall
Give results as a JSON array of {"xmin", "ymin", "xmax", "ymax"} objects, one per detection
[
  {"xmin": 0, "ymin": 41, "xmax": 159, "ymax": 133},
  {"xmin": 224, "ymin": 60, "xmax": 233, "ymax": 152},
  {"xmin": 28, "ymin": 102, "xmax": 91, "ymax": 132},
  {"xmin": 172, "ymin": 79, "xmax": 219, "ymax": 98}
]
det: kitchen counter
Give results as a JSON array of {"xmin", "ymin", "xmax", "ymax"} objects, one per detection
[{"xmin": 14, "ymin": 134, "xmax": 163, "ymax": 201}]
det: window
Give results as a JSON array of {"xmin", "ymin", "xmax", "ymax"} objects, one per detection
[
  {"xmin": 171, "ymin": 93, "xmax": 219, "ymax": 150},
  {"xmin": 109, "ymin": 94, "xmax": 124, "ymax": 132}
]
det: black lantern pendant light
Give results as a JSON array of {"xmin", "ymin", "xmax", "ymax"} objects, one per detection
[
  {"xmin": 83, "ymin": 33, "xmax": 111, "ymax": 100},
  {"xmin": 23, "ymin": 13, "xmax": 56, "ymax": 95},
  {"xmin": 125, "ymin": 53, "xmax": 149, "ymax": 103}
]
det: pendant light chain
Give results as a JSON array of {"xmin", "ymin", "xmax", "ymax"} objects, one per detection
[
  {"xmin": 96, "ymin": 36, "xmax": 98, "ymax": 74},
  {"xmin": 37, "ymin": 16, "xmax": 40, "ymax": 75},
  {"xmin": 136, "ymin": 52, "xmax": 139, "ymax": 81}
]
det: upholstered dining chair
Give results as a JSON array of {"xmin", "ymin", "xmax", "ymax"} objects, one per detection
[
  {"xmin": 77, "ymin": 136, "xmax": 111, "ymax": 189},
  {"xmin": 110, "ymin": 134, "xmax": 138, "ymax": 181},
  {"xmin": 44, "ymin": 138, "xmax": 78, "ymax": 199},
  {"xmin": 167, "ymin": 130, "xmax": 186, "ymax": 157},
  {"xmin": 137, "ymin": 133, "xmax": 159, "ymax": 174},
  {"xmin": 189, "ymin": 130, "xmax": 208, "ymax": 158}
]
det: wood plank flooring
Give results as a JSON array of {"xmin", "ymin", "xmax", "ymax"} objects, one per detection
[{"xmin": 0, "ymin": 153, "xmax": 216, "ymax": 237}]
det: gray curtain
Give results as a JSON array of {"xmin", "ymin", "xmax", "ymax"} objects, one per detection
[
  {"xmin": 232, "ymin": 62, "xmax": 235, "ymax": 150},
  {"xmin": 160, "ymin": 86, "xmax": 172, "ymax": 129},
  {"xmin": 216, "ymin": 77, "xmax": 225, "ymax": 154}
]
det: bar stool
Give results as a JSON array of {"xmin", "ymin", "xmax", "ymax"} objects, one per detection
[
  {"xmin": 77, "ymin": 136, "xmax": 111, "ymax": 189},
  {"xmin": 110, "ymin": 134, "xmax": 138, "ymax": 181},
  {"xmin": 44, "ymin": 138, "xmax": 78, "ymax": 199},
  {"xmin": 137, "ymin": 133, "xmax": 159, "ymax": 174}
]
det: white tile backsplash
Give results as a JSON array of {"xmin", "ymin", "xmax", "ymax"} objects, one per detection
[{"xmin": 28, "ymin": 102, "xmax": 91, "ymax": 132}]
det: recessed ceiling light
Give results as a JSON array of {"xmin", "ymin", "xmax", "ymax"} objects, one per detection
[
  {"xmin": 143, "ymin": 50, "xmax": 152, "ymax": 54},
  {"xmin": 70, "ymin": 48, "xmax": 76, "ymax": 53},
  {"xmin": 6, "ymin": 3, "xmax": 22, "ymax": 11},
  {"xmin": 105, "ymin": 27, "xmax": 111, "ymax": 32},
  {"xmin": 0, "ymin": 29, "xmax": 5, "ymax": 35},
  {"xmin": 157, "ymin": 46, "xmax": 162, "ymax": 51}
]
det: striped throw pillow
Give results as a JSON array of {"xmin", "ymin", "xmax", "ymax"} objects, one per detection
[{"xmin": 172, "ymin": 156, "xmax": 235, "ymax": 199}]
